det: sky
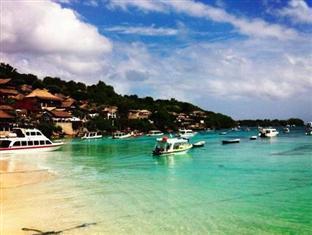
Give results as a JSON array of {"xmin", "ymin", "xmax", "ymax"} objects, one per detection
[{"xmin": 1, "ymin": 0, "xmax": 312, "ymax": 121}]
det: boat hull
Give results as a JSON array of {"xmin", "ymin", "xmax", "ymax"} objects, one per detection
[
  {"xmin": 0, "ymin": 143, "xmax": 63, "ymax": 154},
  {"xmin": 153, "ymin": 145, "xmax": 193, "ymax": 156}
]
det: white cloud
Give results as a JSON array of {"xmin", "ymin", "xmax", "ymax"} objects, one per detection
[
  {"xmin": 107, "ymin": 0, "xmax": 298, "ymax": 40},
  {"xmin": 108, "ymin": 0, "xmax": 166, "ymax": 12},
  {"xmin": 2, "ymin": 0, "xmax": 112, "ymax": 55},
  {"xmin": 106, "ymin": 25, "xmax": 178, "ymax": 36},
  {"xmin": 1, "ymin": 0, "xmax": 112, "ymax": 80},
  {"xmin": 278, "ymin": 0, "xmax": 312, "ymax": 24}
]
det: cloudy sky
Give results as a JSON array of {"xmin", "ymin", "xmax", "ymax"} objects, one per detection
[{"xmin": 1, "ymin": 0, "xmax": 312, "ymax": 121}]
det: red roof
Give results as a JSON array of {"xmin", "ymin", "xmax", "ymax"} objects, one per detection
[
  {"xmin": 0, "ymin": 88, "xmax": 19, "ymax": 95},
  {"xmin": 0, "ymin": 110, "xmax": 14, "ymax": 119},
  {"xmin": 50, "ymin": 110, "xmax": 72, "ymax": 118},
  {"xmin": 0, "ymin": 78, "xmax": 11, "ymax": 85}
]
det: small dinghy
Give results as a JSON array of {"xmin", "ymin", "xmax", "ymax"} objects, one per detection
[
  {"xmin": 250, "ymin": 136, "xmax": 257, "ymax": 140},
  {"xmin": 222, "ymin": 138, "xmax": 240, "ymax": 144},
  {"xmin": 193, "ymin": 141, "xmax": 205, "ymax": 148}
]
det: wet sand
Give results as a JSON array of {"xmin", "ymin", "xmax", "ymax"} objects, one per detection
[{"xmin": 1, "ymin": 158, "xmax": 56, "ymax": 234}]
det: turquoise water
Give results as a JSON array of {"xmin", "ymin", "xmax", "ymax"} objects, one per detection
[{"xmin": 4, "ymin": 128, "xmax": 312, "ymax": 234}]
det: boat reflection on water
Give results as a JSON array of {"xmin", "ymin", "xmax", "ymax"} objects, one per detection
[{"xmin": 153, "ymin": 153, "xmax": 192, "ymax": 168}]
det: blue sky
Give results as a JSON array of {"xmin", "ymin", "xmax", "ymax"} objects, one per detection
[{"xmin": 2, "ymin": 0, "xmax": 312, "ymax": 121}]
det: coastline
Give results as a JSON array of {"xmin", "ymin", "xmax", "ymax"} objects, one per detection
[{"xmin": 1, "ymin": 158, "xmax": 56, "ymax": 234}]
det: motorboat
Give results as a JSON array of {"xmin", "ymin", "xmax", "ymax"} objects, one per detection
[
  {"xmin": 146, "ymin": 130, "xmax": 164, "ymax": 136},
  {"xmin": 283, "ymin": 127, "xmax": 290, "ymax": 133},
  {"xmin": 131, "ymin": 130, "xmax": 144, "ymax": 137},
  {"xmin": 259, "ymin": 128, "xmax": 279, "ymax": 138},
  {"xmin": 153, "ymin": 136, "xmax": 193, "ymax": 156},
  {"xmin": 112, "ymin": 131, "xmax": 131, "ymax": 139},
  {"xmin": 177, "ymin": 129, "xmax": 197, "ymax": 139},
  {"xmin": 250, "ymin": 136, "xmax": 257, "ymax": 140},
  {"xmin": 81, "ymin": 132, "xmax": 102, "ymax": 139},
  {"xmin": 222, "ymin": 139, "xmax": 240, "ymax": 144},
  {"xmin": 193, "ymin": 141, "xmax": 205, "ymax": 148},
  {"xmin": 0, "ymin": 128, "xmax": 63, "ymax": 153}
]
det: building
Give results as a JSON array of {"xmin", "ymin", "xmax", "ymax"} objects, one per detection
[
  {"xmin": 16, "ymin": 89, "xmax": 63, "ymax": 111},
  {"xmin": 128, "ymin": 109, "xmax": 152, "ymax": 120},
  {"xmin": 101, "ymin": 105, "xmax": 118, "ymax": 119}
]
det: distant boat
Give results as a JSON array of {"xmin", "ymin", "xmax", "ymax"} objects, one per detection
[
  {"xmin": 146, "ymin": 130, "xmax": 164, "ymax": 137},
  {"xmin": 81, "ymin": 132, "xmax": 102, "ymax": 140},
  {"xmin": 177, "ymin": 129, "xmax": 197, "ymax": 139},
  {"xmin": 222, "ymin": 139, "xmax": 240, "ymax": 144},
  {"xmin": 193, "ymin": 141, "xmax": 205, "ymax": 148},
  {"xmin": 112, "ymin": 131, "xmax": 131, "ymax": 139},
  {"xmin": 153, "ymin": 136, "xmax": 192, "ymax": 156},
  {"xmin": 250, "ymin": 136, "xmax": 257, "ymax": 140},
  {"xmin": 283, "ymin": 127, "xmax": 290, "ymax": 133},
  {"xmin": 219, "ymin": 131, "xmax": 227, "ymax": 135},
  {"xmin": 259, "ymin": 128, "xmax": 279, "ymax": 138},
  {"xmin": 306, "ymin": 129, "xmax": 312, "ymax": 136}
]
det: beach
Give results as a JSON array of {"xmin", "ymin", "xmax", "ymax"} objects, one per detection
[{"xmin": 1, "ymin": 129, "xmax": 311, "ymax": 234}]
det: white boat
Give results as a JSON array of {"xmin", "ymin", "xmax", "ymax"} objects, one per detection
[
  {"xmin": 81, "ymin": 132, "xmax": 102, "ymax": 139},
  {"xmin": 283, "ymin": 127, "xmax": 290, "ymax": 133},
  {"xmin": 177, "ymin": 129, "xmax": 197, "ymax": 139},
  {"xmin": 193, "ymin": 141, "xmax": 205, "ymax": 148},
  {"xmin": 112, "ymin": 131, "xmax": 131, "ymax": 139},
  {"xmin": 0, "ymin": 128, "xmax": 63, "ymax": 154},
  {"xmin": 259, "ymin": 128, "xmax": 279, "ymax": 138},
  {"xmin": 153, "ymin": 136, "xmax": 193, "ymax": 156},
  {"xmin": 250, "ymin": 136, "xmax": 257, "ymax": 140},
  {"xmin": 146, "ymin": 130, "xmax": 164, "ymax": 136}
]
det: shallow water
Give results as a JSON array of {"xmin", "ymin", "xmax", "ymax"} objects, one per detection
[{"xmin": 2, "ymin": 128, "xmax": 312, "ymax": 234}]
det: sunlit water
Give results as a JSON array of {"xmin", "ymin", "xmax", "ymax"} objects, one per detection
[{"xmin": 2, "ymin": 128, "xmax": 312, "ymax": 234}]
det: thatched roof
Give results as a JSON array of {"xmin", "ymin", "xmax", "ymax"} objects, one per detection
[
  {"xmin": 0, "ymin": 110, "xmax": 14, "ymax": 119},
  {"xmin": 61, "ymin": 98, "xmax": 76, "ymax": 108},
  {"xmin": 0, "ymin": 105, "xmax": 14, "ymax": 111},
  {"xmin": 50, "ymin": 110, "xmax": 72, "ymax": 118},
  {"xmin": 0, "ymin": 78, "xmax": 11, "ymax": 85},
  {"xmin": 0, "ymin": 88, "xmax": 19, "ymax": 95},
  {"xmin": 25, "ymin": 89, "xmax": 63, "ymax": 101}
]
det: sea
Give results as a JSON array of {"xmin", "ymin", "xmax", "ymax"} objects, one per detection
[{"xmin": 2, "ymin": 128, "xmax": 312, "ymax": 234}]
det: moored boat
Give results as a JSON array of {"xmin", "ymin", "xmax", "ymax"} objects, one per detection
[
  {"xmin": 222, "ymin": 139, "xmax": 240, "ymax": 144},
  {"xmin": 153, "ymin": 136, "xmax": 192, "ymax": 156},
  {"xmin": 250, "ymin": 136, "xmax": 257, "ymax": 140},
  {"xmin": 146, "ymin": 130, "xmax": 164, "ymax": 137},
  {"xmin": 81, "ymin": 132, "xmax": 102, "ymax": 139},
  {"xmin": 112, "ymin": 131, "xmax": 131, "ymax": 139},
  {"xmin": 177, "ymin": 129, "xmax": 197, "ymax": 139},
  {"xmin": 259, "ymin": 128, "xmax": 279, "ymax": 138},
  {"xmin": 0, "ymin": 128, "xmax": 63, "ymax": 153},
  {"xmin": 283, "ymin": 127, "xmax": 290, "ymax": 133},
  {"xmin": 193, "ymin": 141, "xmax": 205, "ymax": 148}
]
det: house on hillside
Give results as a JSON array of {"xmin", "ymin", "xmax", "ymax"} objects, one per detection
[
  {"xmin": 128, "ymin": 109, "xmax": 152, "ymax": 120},
  {"xmin": 42, "ymin": 110, "xmax": 82, "ymax": 136},
  {"xmin": 101, "ymin": 105, "xmax": 118, "ymax": 119},
  {"xmin": 15, "ymin": 89, "xmax": 63, "ymax": 112},
  {"xmin": 0, "ymin": 110, "xmax": 15, "ymax": 132}
]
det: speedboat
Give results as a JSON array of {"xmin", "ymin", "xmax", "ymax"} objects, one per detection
[
  {"xmin": 222, "ymin": 139, "xmax": 240, "ymax": 144},
  {"xmin": 81, "ymin": 132, "xmax": 102, "ymax": 139},
  {"xmin": 259, "ymin": 128, "xmax": 279, "ymax": 138},
  {"xmin": 112, "ymin": 131, "xmax": 131, "ymax": 139},
  {"xmin": 153, "ymin": 136, "xmax": 192, "ymax": 156},
  {"xmin": 146, "ymin": 130, "xmax": 164, "ymax": 136},
  {"xmin": 0, "ymin": 128, "xmax": 63, "ymax": 153},
  {"xmin": 177, "ymin": 129, "xmax": 197, "ymax": 139}
]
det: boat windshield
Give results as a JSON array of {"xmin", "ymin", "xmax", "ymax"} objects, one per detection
[
  {"xmin": 0, "ymin": 140, "xmax": 11, "ymax": 148},
  {"xmin": 12, "ymin": 129, "xmax": 25, "ymax": 137}
]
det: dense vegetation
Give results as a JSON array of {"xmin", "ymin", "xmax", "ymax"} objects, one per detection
[
  {"xmin": 238, "ymin": 118, "xmax": 304, "ymax": 127},
  {"xmin": 0, "ymin": 63, "xmax": 237, "ymax": 131}
]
